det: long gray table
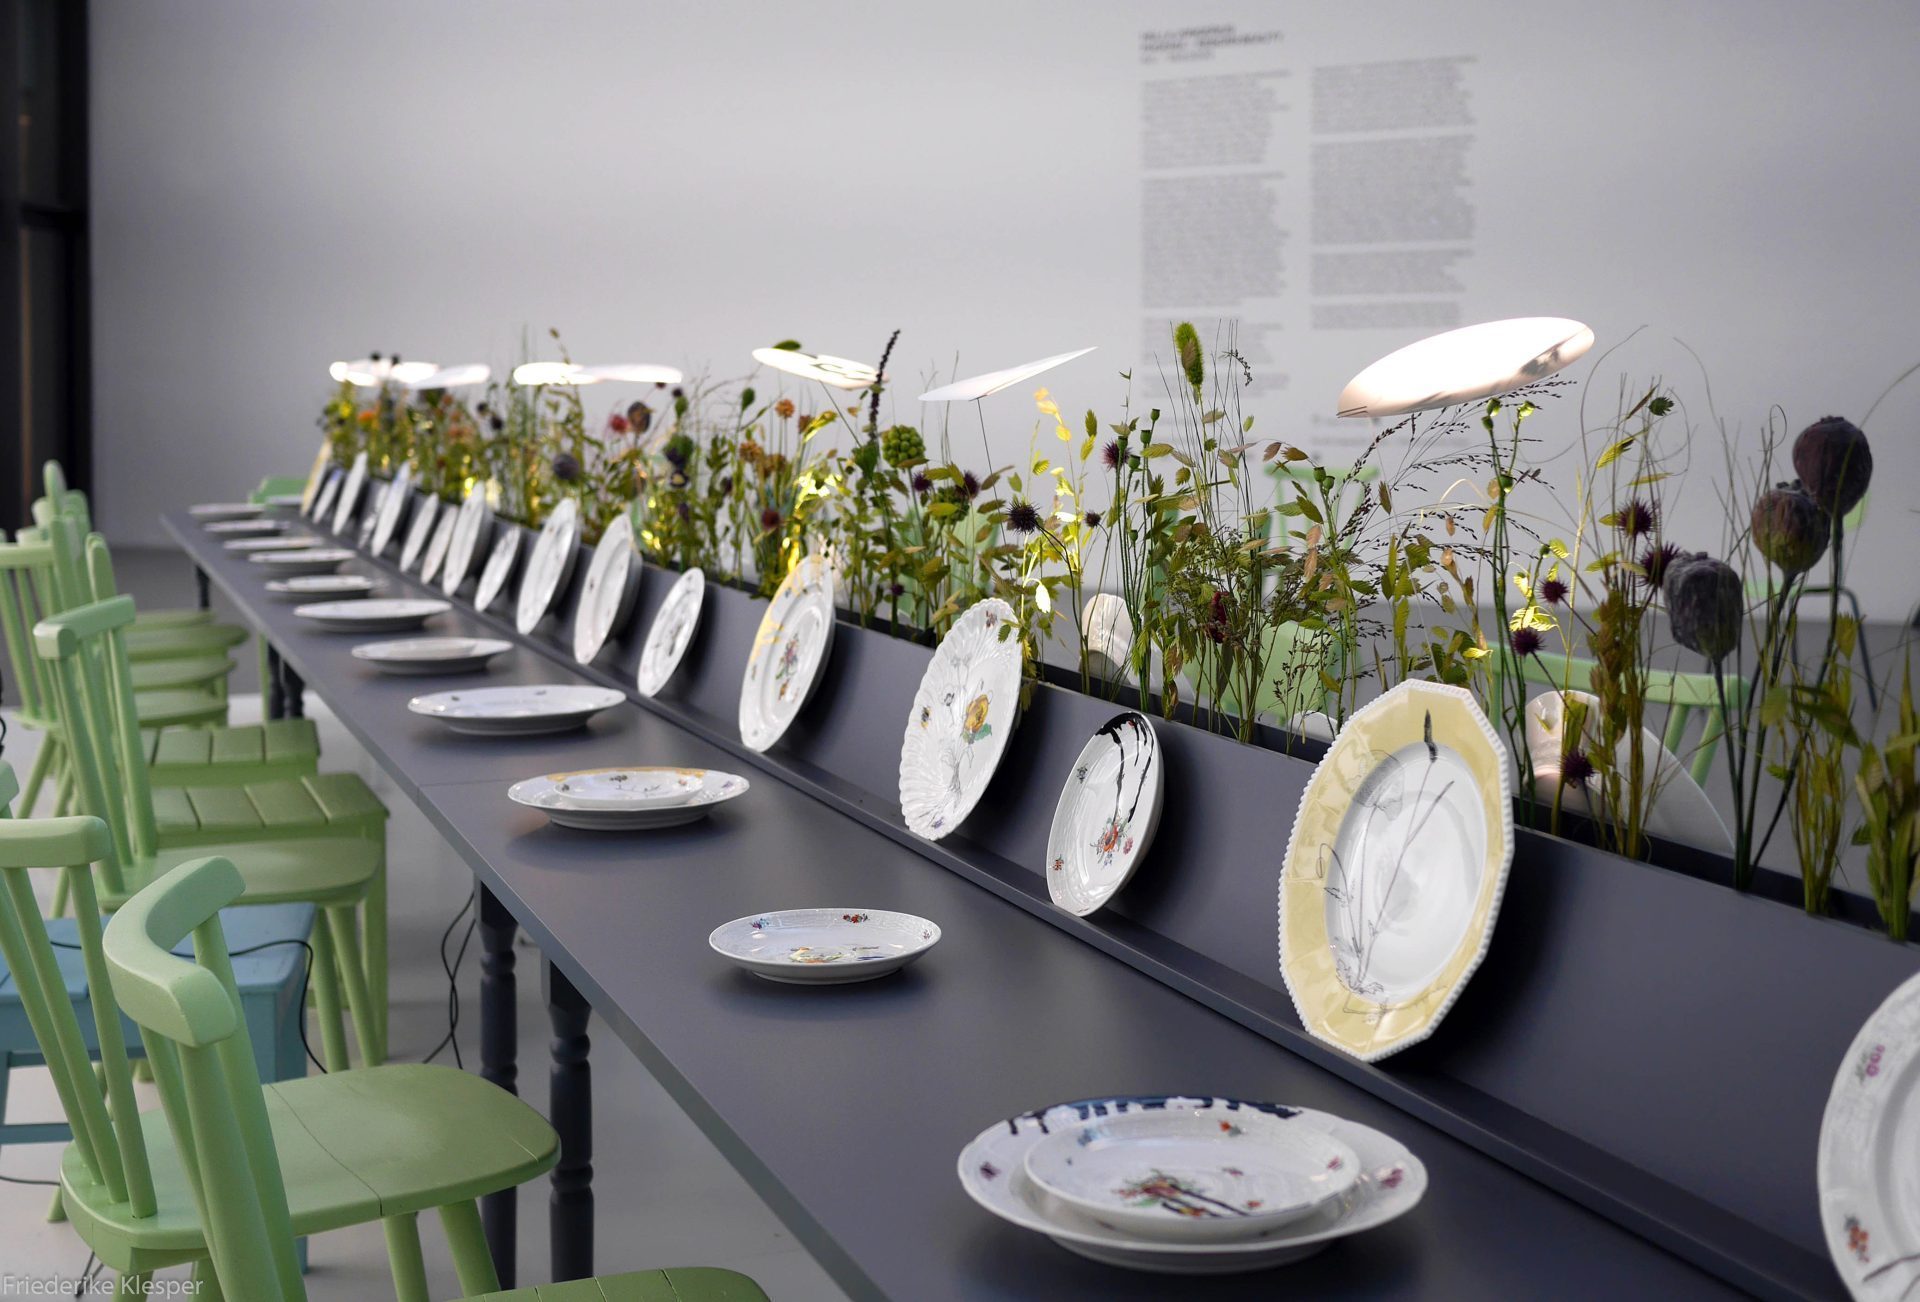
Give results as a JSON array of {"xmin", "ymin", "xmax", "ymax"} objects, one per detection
[{"xmin": 164, "ymin": 510, "xmax": 1743, "ymax": 1301}]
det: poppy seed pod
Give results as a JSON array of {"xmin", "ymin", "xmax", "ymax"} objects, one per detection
[
  {"xmin": 1662, "ymin": 552, "xmax": 1744, "ymax": 663},
  {"xmin": 1750, "ymin": 482, "xmax": 1830, "ymax": 576},
  {"xmin": 1792, "ymin": 415, "xmax": 1872, "ymax": 520},
  {"xmin": 551, "ymin": 453, "xmax": 582, "ymax": 483}
]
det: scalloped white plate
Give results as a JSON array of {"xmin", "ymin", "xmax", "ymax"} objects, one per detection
[
  {"xmin": 419, "ymin": 508, "xmax": 459, "ymax": 586},
  {"xmin": 1337, "ymin": 318, "xmax": 1594, "ymax": 419},
  {"xmin": 739, "ymin": 554, "xmax": 837, "ymax": 752},
  {"xmin": 475, "ymin": 527, "xmax": 522, "ymax": 615},
  {"xmin": 408, "ymin": 683, "xmax": 622, "ymax": 736},
  {"xmin": 204, "ymin": 518, "xmax": 285, "ymax": 535},
  {"xmin": 572, "ymin": 511, "xmax": 636, "ymax": 665},
  {"xmin": 331, "ymin": 451, "xmax": 369, "ymax": 534},
  {"xmin": 248, "ymin": 548, "xmax": 355, "ymax": 577},
  {"xmin": 370, "ymin": 464, "xmax": 414, "ymax": 556},
  {"xmin": 636, "ymin": 567, "xmax": 705, "ymax": 697},
  {"xmin": 1045, "ymin": 712, "xmax": 1162, "ymax": 916},
  {"xmin": 899, "ymin": 598, "xmax": 1023, "ymax": 840},
  {"xmin": 226, "ymin": 535, "xmax": 320, "ymax": 553},
  {"xmin": 919, "ymin": 347, "xmax": 1096, "ymax": 402},
  {"xmin": 266, "ymin": 574, "xmax": 383, "ymax": 601},
  {"xmin": 191, "ymin": 502, "xmax": 264, "ymax": 521},
  {"xmin": 751, "ymin": 346, "xmax": 878, "ymax": 390},
  {"xmin": 517, "ymin": 497, "xmax": 581, "ymax": 635},
  {"xmin": 294, "ymin": 597, "xmax": 448, "ymax": 634},
  {"xmin": 1819, "ymin": 969, "xmax": 1920, "ymax": 1300},
  {"xmin": 441, "ymin": 483, "xmax": 493, "ymax": 596},
  {"xmin": 310, "ymin": 469, "xmax": 343, "ymax": 525},
  {"xmin": 351, "ymin": 636, "xmax": 511, "ymax": 676}
]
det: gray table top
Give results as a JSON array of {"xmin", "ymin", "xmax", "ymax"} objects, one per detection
[{"xmin": 165, "ymin": 511, "xmax": 1739, "ymax": 1301}]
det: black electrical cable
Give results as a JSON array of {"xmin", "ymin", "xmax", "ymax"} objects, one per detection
[{"xmin": 423, "ymin": 892, "xmax": 477, "ymax": 1069}]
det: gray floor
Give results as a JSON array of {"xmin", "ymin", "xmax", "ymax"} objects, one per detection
[{"xmin": 0, "ymin": 692, "xmax": 849, "ymax": 1299}]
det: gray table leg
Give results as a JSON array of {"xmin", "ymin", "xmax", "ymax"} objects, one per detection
[
  {"xmin": 478, "ymin": 884, "xmax": 519, "ymax": 1288},
  {"xmin": 545, "ymin": 960, "xmax": 593, "ymax": 1280},
  {"xmin": 281, "ymin": 660, "xmax": 307, "ymax": 719},
  {"xmin": 264, "ymin": 644, "xmax": 286, "ymax": 719},
  {"xmin": 194, "ymin": 565, "xmax": 210, "ymax": 609}
]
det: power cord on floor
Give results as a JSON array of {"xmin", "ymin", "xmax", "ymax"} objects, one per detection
[{"xmin": 423, "ymin": 892, "xmax": 477, "ymax": 1070}]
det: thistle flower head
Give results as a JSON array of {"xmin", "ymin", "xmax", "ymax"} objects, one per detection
[
  {"xmin": 1510, "ymin": 626, "xmax": 1544, "ymax": 658},
  {"xmin": 1084, "ymin": 509, "xmax": 1103, "ymax": 528},
  {"xmin": 1559, "ymin": 748, "xmax": 1595, "ymax": 787},
  {"xmin": 759, "ymin": 507, "xmax": 783, "ymax": 533},
  {"xmin": 961, "ymin": 470, "xmax": 982, "ymax": 499},
  {"xmin": 910, "ymin": 471, "xmax": 932, "ymax": 496},
  {"xmin": 1638, "ymin": 540, "xmax": 1684, "ymax": 589},
  {"xmin": 1540, "ymin": 577, "xmax": 1569, "ymax": 605},
  {"xmin": 1101, "ymin": 440, "xmax": 1121, "ymax": 471},
  {"xmin": 1006, "ymin": 499, "xmax": 1042, "ymax": 534},
  {"xmin": 627, "ymin": 401, "xmax": 652, "ymax": 435},
  {"xmin": 551, "ymin": 453, "xmax": 582, "ymax": 483},
  {"xmin": 1617, "ymin": 497, "xmax": 1657, "ymax": 539}
]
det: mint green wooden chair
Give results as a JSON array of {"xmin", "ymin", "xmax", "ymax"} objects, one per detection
[
  {"xmin": 103, "ymin": 855, "xmax": 759, "ymax": 1302},
  {"xmin": 39, "ymin": 460, "xmax": 214, "ymax": 633},
  {"xmin": 1180, "ymin": 620, "xmax": 1332, "ymax": 730},
  {"xmin": 33, "ymin": 595, "xmax": 386, "ymax": 1071},
  {"xmin": 1517, "ymin": 653, "xmax": 1748, "ymax": 786},
  {"xmin": 253, "ymin": 476, "xmax": 310, "ymax": 503}
]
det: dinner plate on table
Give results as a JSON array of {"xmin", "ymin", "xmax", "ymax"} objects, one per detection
[
  {"xmin": 509, "ymin": 765, "xmax": 749, "ymax": 829},
  {"xmin": 266, "ymin": 574, "xmax": 383, "ymax": 601},
  {"xmin": 204, "ymin": 518, "xmax": 286, "ymax": 536},
  {"xmin": 226, "ymin": 535, "xmax": 320, "ymax": 553},
  {"xmin": 190, "ymin": 502, "xmax": 265, "ymax": 521},
  {"xmin": 708, "ymin": 908, "xmax": 939, "ymax": 984},
  {"xmin": 408, "ymin": 684, "xmax": 623, "ymax": 737},
  {"xmin": 352, "ymin": 636, "xmax": 512, "ymax": 676},
  {"xmin": 250, "ymin": 548, "xmax": 355, "ymax": 578},
  {"xmin": 294, "ymin": 597, "xmax": 449, "ymax": 634}
]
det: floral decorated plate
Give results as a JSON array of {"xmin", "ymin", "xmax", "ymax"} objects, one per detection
[
  {"xmin": 739, "ymin": 554, "xmax": 837, "ymax": 752},
  {"xmin": 1081, "ymin": 593, "xmax": 1136, "ymax": 684},
  {"xmin": 310, "ymin": 469, "xmax": 343, "ymax": 525},
  {"xmin": 1046, "ymin": 713, "xmax": 1162, "ymax": 917},
  {"xmin": 419, "ymin": 508, "xmax": 459, "ymax": 586},
  {"xmin": 267, "ymin": 574, "xmax": 383, "ymax": 601},
  {"xmin": 441, "ymin": 482, "xmax": 493, "ymax": 596},
  {"xmin": 370, "ymin": 463, "xmax": 413, "ymax": 556},
  {"xmin": 572, "ymin": 511, "xmax": 637, "ymax": 665},
  {"xmin": 226, "ymin": 535, "xmax": 319, "ymax": 553},
  {"xmin": 517, "ymin": 496, "xmax": 581, "ymax": 634},
  {"xmin": 958, "ymin": 1097, "xmax": 1424, "ymax": 1275},
  {"xmin": 1022, "ymin": 1101, "xmax": 1359, "ymax": 1244},
  {"xmin": 408, "ymin": 683, "xmax": 622, "ymax": 737},
  {"xmin": 297, "ymin": 443, "xmax": 330, "ymax": 515},
  {"xmin": 708, "ymin": 908, "xmax": 939, "ymax": 984},
  {"xmin": 508, "ymin": 766, "xmax": 748, "ymax": 830},
  {"xmin": 203, "ymin": 517, "xmax": 284, "ymax": 535},
  {"xmin": 1819, "ymin": 969, "xmax": 1920, "ymax": 1299},
  {"xmin": 248, "ymin": 548, "xmax": 355, "ymax": 577},
  {"xmin": 899, "ymin": 598, "xmax": 1023, "ymax": 840},
  {"xmin": 1279, "ymin": 679, "xmax": 1512, "ymax": 1062},
  {"xmin": 356, "ymin": 484, "xmax": 384, "ymax": 549},
  {"xmin": 636, "ymin": 567, "xmax": 705, "ymax": 697},
  {"xmin": 398, "ymin": 494, "xmax": 440, "ymax": 573},
  {"xmin": 294, "ymin": 597, "xmax": 448, "ymax": 635},
  {"xmin": 331, "ymin": 451, "xmax": 370, "ymax": 534},
  {"xmin": 191, "ymin": 502, "xmax": 264, "ymax": 521},
  {"xmin": 351, "ymin": 636, "xmax": 512, "ymax": 676}
]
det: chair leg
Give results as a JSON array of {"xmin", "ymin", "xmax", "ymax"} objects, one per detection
[
  {"xmin": 440, "ymin": 1199, "xmax": 503, "ymax": 1296},
  {"xmin": 308, "ymin": 916, "xmax": 351, "ymax": 1073},
  {"xmin": 383, "ymin": 1213, "xmax": 431, "ymax": 1302},
  {"xmin": 1842, "ymin": 588, "xmax": 1878, "ymax": 710},
  {"xmin": 365, "ymin": 851, "xmax": 388, "ymax": 1062},
  {"xmin": 51, "ymin": 760, "xmax": 73, "ymax": 817},
  {"xmin": 324, "ymin": 905, "xmax": 383, "ymax": 1069},
  {"xmin": 18, "ymin": 735, "xmax": 53, "ymax": 816},
  {"xmin": 48, "ymin": 872, "xmax": 70, "ymax": 920},
  {"xmin": 190, "ymin": 1259, "xmax": 224, "ymax": 1301}
]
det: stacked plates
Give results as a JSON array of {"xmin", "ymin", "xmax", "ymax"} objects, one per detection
[
  {"xmin": 708, "ymin": 908, "xmax": 937, "ymax": 983},
  {"xmin": 204, "ymin": 518, "xmax": 286, "ymax": 536},
  {"xmin": 190, "ymin": 502, "xmax": 264, "ymax": 520},
  {"xmin": 510, "ymin": 765, "xmax": 749, "ymax": 829},
  {"xmin": 294, "ymin": 598, "xmax": 448, "ymax": 634},
  {"xmin": 266, "ymin": 574, "xmax": 383, "ymax": 601},
  {"xmin": 250, "ymin": 547, "xmax": 355, "ymax": 577},
  {"xmin": 959, "ymin": 1096, "xmax": 1425, "ymax": 1274},
  {"xmin": 352, "ymin": 636, "xmax": 512, "ymax": 676},
  {"xmin": 409, "ymin": 684, "xmax": 623, "ymax": 736}
]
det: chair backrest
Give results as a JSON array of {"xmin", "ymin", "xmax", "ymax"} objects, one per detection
[
  {"xmin": 0, "ymin": 798, "xmax": 157, "ymax": 1228},
  {"xmin": 103, "ymin": 855, "xmax": 304, "ymax": 1300},
  {"xmin": 34, "ymin": 596, "xmax": 162, "ymax": 888},
  {"xmin": 19, "ymin": 511, "xmax": 92, "ymax": 618},
  {"xmin": 1518, "ymin": 653, "xmax": 1748, "ymax": 785},
  {"xmin": 42, "ymin": 460, "xmax": 91, "ymax": 533},
  {"xmin": 0, "ymin": 535, "xmax": 69, "ymax": 725}
]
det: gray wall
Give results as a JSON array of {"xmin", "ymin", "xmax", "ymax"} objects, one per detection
[{"xmin": 91, "ymin": 0, "xmax": 1920, "ymax": 619}]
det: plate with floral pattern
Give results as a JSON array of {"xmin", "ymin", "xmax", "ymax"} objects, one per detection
[
  {"xmin": 295, "ymin": 597, "xmax": 449, "ymax": 634},
  {"xmin": 248, "ymin": 548, "xmax": 355, "ymax": 578},
  {"xmin": 310, "ymin": 469, "xmax": 343, "ymax": 525},
  {"xmin": 266, "ymin": 574, "xmax": 383, "ymax": 601},
  {"xmin": 297, "ymin": 443, "xmax": 330, "ymax": 515},
  {"xmin": 1819, "ymin": 969, "xmax": 1920, "ymax": 1300},
  {"xmin": 1046, "ymin": 712, "xmax": 1162, "ymax": 917},
  {"xmin": 351, "ymin": 636, "xmax": 512, "ymax": 676},
  {"xmin": 517, "ymin": 496, "xmax": 581, "ymax": 635},
  {"xmin": 203, "ymin": 518, "xmax": 285, "ymax": 535},
  {"xmin": 898, "ymin": 598, "xmax": 1023, "ymax": 840},
  {"xmin": 636, "ymin": 566, "xmax": 705, "ymax": 697},
  {"xmin": 409, "ymin": 683, "xmax": 622, "ymax": 737},
  {"xmin": 418, "ymin": 508, "xmax": 459, "ymax": 586},
  {"xmin": 191, "ymin": 502, "xmax": 264, "ymax": 521},
  {"xmin": 226, "ymin": 534, "xmax": 318, "ymax": 553},
  {"xmin": 440, "ymin": 482, "xmax": 493, "ymax": 596},
  {"xmin": 475, "ymin": 526, "xmax": 522, "ymax": 615},
  {"xmin": 958, "ymin": 1096, "xmax": 1424, "ymax": 1275},
  {"xmin": 1022, "ymin": 1100, "xmax": 1359, "ymax": 1244},
  {"xmin": 1278, "ymin": 679, "xmax": 1513, "ymax": 1063},
  {"xmin": 399, "ymin": 494, "xmax": 440, "ymax": 573},
  {"xmin": 370, "ymin": 463, "xmax": 414, "ymax": 557},
  {"xmin": 708, "ymin": 908, "xmax": 939, "ymax": 984},
  {"xmin": 738, "ymin": 554, "xmax": 837, "ymax": 752},
  {"xmin": 331, "ymin": 451, "xmax": 369, "ymax": 534},
  {"xmin": 508, "ymin": 766, "xmax": 749, "ymax": 830},
  {"xmin": 572, "ymin": 511, "xmax": 637, "ymax": 665}
]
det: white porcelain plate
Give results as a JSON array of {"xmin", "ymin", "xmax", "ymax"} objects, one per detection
[
  {"xmin": 310, "ymin": 469, "xmax": 343, "ymax": 525},
  {"xmin": 266, "ymin": 574, "xmax": 383, "ymax": 601},
  {"xmin": 1819, "ymin": 969, "xmax": 1920, "ymax": 1300},
  {"xmin": 418, "ymin": 508, "xmax": 458, "ymax": 586},
  {"xmin": 298, "ymin": 444, "xmax": 331, "ymax": 515},
  {"xmin": 708, "ymin": 908, "xmax": 939, "ymax": 984},
  {"xmin": 398, "ymin": 495, "xmax": 441, "ymax": 573},
  {"xmin": 508, "ymin": 766, "xmax": 749, "ymax": 830},
  {"xmin": 332, "ymin": 451, "xmax": 370, "ymax": 534},
  {"xmin": 294, "ymin": 597, "xmax": 449, "ymax": 635},
  {"xmin": 1023, "ymin": 1103, "xmax": 1360, "ymax": 1244},
  {"xmin": 1045, "ymin": 713, "xmax": 1163, "ymax": 917},
  {"xmin": 899, "ymin": 598, "xmax": 1023, "ymax": 840},
  {"xmin": 572, "ymin": 511, "xmax": 636, "ymax": 665},
  {"xmin": 1278, "ymin": 680, "xmax": 1514, "ymax": 1063},
  {"xmin": 958, "ymin": 1097, "xmax": 1425, "ymax": 1275},
  {"xmin": 739, "ymin": 554, "xmax": 837, "ymax": 752},
  {"xmin": 266, "ymin": 493, "xmax": 304, "ymax": 509},
  {"xmin": 190, "ymin": 502, "xmax": 264, "ymax": 521},
  {"xmin": 475, "ymin": 527, "xmax": 522, "ymax": 615},
  {"xmin": 351, "ymin": 636, "xmax": 512, "ymax": 676},
  {"xmin": 203, "ymin": 518, "xmax": 285, "ymax": 535},
  {"xmin": 516, "ymin": 496, "xmax": 581, "ymax": 635},
  {"xmin": 408, "ymin": 683, "xmax": 623, "ymax": 737},
  {"xmin": 370, "ymin": 463, "xmax": 414, "ymax": 556},
  {"xmin": 248, "ymin": 548, "xmax": 355, "ymax": 577},
  {"xmin": 636, "ymin": 567, "xmax": 705, "ymax": 697},
  {"xmin": 225, "ymin": 535, "xmax": 319, "ymax": 553},
  {"xmin": 441, "ymin": 483, "xmax": 493, "ymax": 596},
  {"xmin": 1081, "ymin": 593, "xmax": 1136, "ymax": 684}
]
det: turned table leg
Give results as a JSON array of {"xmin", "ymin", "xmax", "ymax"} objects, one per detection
[
  {"xmin": 545, "ymin": 959, "xmax": 594, "ymax": 1280},
  {"xmin": 477, "ymin": 884, "xmax": 519, "ymax": 1288}
]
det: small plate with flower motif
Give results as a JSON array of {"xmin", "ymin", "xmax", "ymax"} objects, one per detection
[
  {"xmin": 509, "ymin": 765, "xmax": 748, "ymax": 830},
  {"xmin": 1045, "ymin": 712, "xmax": 1162, "ymax": 917},
  {"xmin": 331, "ymin": 451, "xmax": 370, "ymax": 534},
  {"xmin": 517, "ymin": 496, "xmax": 581, "ymax": 634},
  {"xmin": 203, "ymin": 518, "xmax": 285, "ymax": 536},
  {"xmin": 398, "ymin": 494, "xmax": 440, "ymax": 573},
  {"xmin": 898, "ymin": 597, "xmax": 1023, "ymax": 839},
  {"xmin": 475, "ymin": 526, "xmax": 522, "ymax": 614},
  {"xmin": 441, "ymin": 482, "xmax": 493, "ymax": 596},
  {"xmin": 738, "ymin": 554, "xmax": 837, "ymax": 751},
  {"xmin": 191, "ymin": 502, "xmax": 264, "ymax": 521},
  {"xmin": 637, "ymin": 566, "xmax": 705, "ymax": 697},
  {"xmin": 708, "ymin": 908, "xmax": 939, "ymax": 984}
]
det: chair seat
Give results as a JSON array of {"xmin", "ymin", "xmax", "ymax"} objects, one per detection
[
  {"xmin": 132, "ymin": 687, "xmax": 227, "ymax": 729},
  {"xmin": 152, "ymin": 773, "xmax": 387, "ymax": 847},
  {"xmin": 145, "ymin": 719, "xmax": 320, "ymax": 787},
  {"xmin": 123, "ymin": 621, "xmax": 248, "ymax": 662},
  {"xmin": 477, "ymin": 1268, "xmax": 770, "ymax": 1301},
  {"xmin": 104, "ymin": 836, "xmax": 380, "ymax": 910},
  {"xmin": 60, "ymin": 1064, "xmax": 559, "ymax": 1267},
  {"xmin": 129, "ymin": 653, "xmax": 233, "ymax": 692},
  {"xmin": 130, "ymin": 607, "xmax": 214, "ymax": 630}
]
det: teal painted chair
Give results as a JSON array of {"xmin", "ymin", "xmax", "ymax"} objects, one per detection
[{"xmin": 100, "ymin": 853, "xmax": 765, "ymax": 1302}]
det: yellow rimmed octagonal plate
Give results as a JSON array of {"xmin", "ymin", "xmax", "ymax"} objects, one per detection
[{"xmin": 1278, "ymin": 680, "xmax": 1512, "ymax": 1063}]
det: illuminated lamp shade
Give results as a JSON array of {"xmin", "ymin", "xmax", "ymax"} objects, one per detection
[
  {"xmin": 918, "ymin": 347, "xmax": 1097, "ymax": 403},
  {"xmin": 750, "ymin": 346, "xmax": 879, "ymax": 391},
  {"xmin": 512, "ymin": 362, "xmax": 586, "ymax": 387},
  {"xmin": 401, "ymin": 364, "xmax": 491, "ymax": 391},
  {"xmin": 1336, "ymin": 317, "xmax": 1595, "ymax": 419},
  {"xmin": 575, "ymin": 363, "xmax": 683, "ymax": 385},
  {"xmin": 387, "ymin": 361, "xmax": 441, "ymax": 386}
]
